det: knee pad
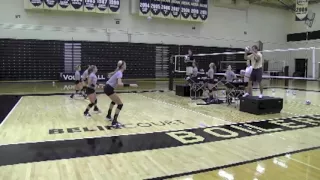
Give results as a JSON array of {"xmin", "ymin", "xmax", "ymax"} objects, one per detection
[
  {"xmin": 88, "ymin": 103, "xmax": 94, "ymax": 108},
  {"xmin": 95, "ymin": 99, "xmax": 97, "ymax": 104},
  {"xmin": 117, "ymin": 104, "xmax": 123, "ymax": 110},
  {"xmin": 209, "ymin": 89, "xmax": 213, "ymax": 93},
  {"xmin": 111, "ymin": 101, "xmax": 116, "ymax": 105}
]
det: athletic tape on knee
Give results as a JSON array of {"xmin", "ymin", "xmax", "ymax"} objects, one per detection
[
  {"xmin": 111, "ymin": 101, "xmax": 116, "ymax": 105},
  {"xmin": 117, "ymin": 104, "xmax": 123, "ymax": 110}
]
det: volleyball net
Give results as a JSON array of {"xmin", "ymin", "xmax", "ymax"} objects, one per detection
[{"xmin": 169, "ymin": 47, "xmax": 320, "ymax": 90}]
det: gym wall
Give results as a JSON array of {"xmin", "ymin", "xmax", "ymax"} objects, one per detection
[{"xmin": 0, "ymin": 0, "xmax": 291, "ymax": 48}]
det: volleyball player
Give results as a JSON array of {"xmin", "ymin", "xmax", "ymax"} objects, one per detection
[
  {"xmin": 244, "ymin": 45, "xmax": 264, "ymax": 98},
  {"xmin": 83, "ymin": 65, "xmax": 101, "ymax": 117},
  {"xmin": 70, "ymin": 65, "xmax": 82, "ymax": 99},
  {"xmin": 207, "ymin": 63, "xmax": 217, "ymax": 100},
  {"xmin": 225, "ymin": 65, "xmax": 236, "ymax": 82},
  {"xmin": 104, "ymin": 60, "xmax": 138, "ymax": 128},
  {"xmin": 81, "ymin": 65, "xmax": 91, "ymax": 98},
  {"xmin": 192, "ymin": 61, "xmax": 198, "ymax": 77},
  {"xmin": 185, "ymin": 49, "xmax": 194, "ymax": 77}
]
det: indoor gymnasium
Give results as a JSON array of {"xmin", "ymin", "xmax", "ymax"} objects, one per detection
[{"xmin": 1, "ymin": 0, "xmax": 320, "ymax": 180}]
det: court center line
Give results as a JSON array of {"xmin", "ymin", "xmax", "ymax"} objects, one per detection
[
  {"xmin": 288, "ymin": 157, "xmax": 320, "ymax": 171},
  {"xmin": 0, "ymin": 97, "xmax": 23, "ymax": 128}
]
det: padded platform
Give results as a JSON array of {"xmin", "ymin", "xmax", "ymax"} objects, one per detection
[{"xmin": 239, "ymin": 96, "xmax": 283, "ymax": 115}]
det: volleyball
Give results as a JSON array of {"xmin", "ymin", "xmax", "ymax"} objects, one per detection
[
  {"xmin": 184, "ymin": 55, "xmax": 189, "ymax": 60},
  {"xmin": 245, "ymin": 46, "xmax": 250, "ymax": 52},
  {"xmin": 306, "ymin": 100, "xmax": 311, "ymax": 105}
]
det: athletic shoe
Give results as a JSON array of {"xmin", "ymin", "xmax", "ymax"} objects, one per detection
[
  {"xmin": 84, "ymin": 112, "xmax": 91, "ymax": 117},
  {"xmin": 242, "ymin": 93, "xmax": 249, "ymax": 97},
  {"xmin": 93, "ymin": 108, "xmax": 101, "ymax": 113},
  {"xmin": 112, "ymin": 122, "xmax": 123, "ymax": 129},
  {"xmin": 106, "ymin": 115, "xmax": 112, "ymax": 121}
]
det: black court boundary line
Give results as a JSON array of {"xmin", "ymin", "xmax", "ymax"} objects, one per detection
[{"xmin": 145, "ymin": 145, "xmax": 320, "ymax": 180}]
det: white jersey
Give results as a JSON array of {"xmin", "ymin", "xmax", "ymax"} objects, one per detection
[{"xmin": 244, "ymin": 66, "xmax": 253, "ymax": 82}]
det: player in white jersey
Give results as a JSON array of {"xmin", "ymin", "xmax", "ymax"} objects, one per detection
[
  {"xmin": 83, "ymin": 65, "xmax": 101, "ymax": 117},
  {"xmin": 81, "ymin": 65, "xmax": 91, "ymax": 98},
  {"xmin": 104, "ymin": 60, "xmax": 138, "ymax": 128},
  {"xmin": 70, "ymin": 65, "xmax": 82, "ymax": 99}
]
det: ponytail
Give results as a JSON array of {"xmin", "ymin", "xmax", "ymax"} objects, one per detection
[{"xmin": 108, "ymin": 60, "xmax": 125, "ymax": 77}]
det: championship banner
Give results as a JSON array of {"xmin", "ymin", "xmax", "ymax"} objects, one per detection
[
  {"xmin": 190, "ymin": 0, "xmax": 199, "ymax": 22},
  {"xmin": 295, "ymin": 0, "xmax": 308, "ymax": 21},
  {"xmin": 180, "ymin": 0, "xmax": 190, "ymax": 21},
  {"xmin": 96, "ymin": 0, "xmax": 108, "ymax": 13},
  {"xmin": 161, "ymin": 0, "xmax": 171, "ymax": 19},
  {"xmin": 44, "ymin": 0, "xmax": 58, "ymax": 10},
  {"xmin": 83, "ymin": 0, "xmax": 96, "ymax": 12},
  {"xmin": 150, "ymin": 0, "xmax": 161, "ymax": 17},
  {"xmin": 58, "ymin": 0, "xmax": 72, "ymax": 11},
  {"xmin": 199, "ymin": 0, "xmax": 208, "ymax": 22},
  {"xmin": 109, "ymin": 0, "xmax": 120, "ymax": 14},
  {"xmin": 139, "ymin": 0, "xmax": 151, "ymax": 16},
  {"xmin": 25, "ymin": 0, "xmax": 44, "ymax": 9},
  {"xmin": 70, "ymin": 0, "xmax": 84, "ymax": 11},
  {"xmin": 170, "ymin": 0, "xmax": 181, "ymax": 20}
]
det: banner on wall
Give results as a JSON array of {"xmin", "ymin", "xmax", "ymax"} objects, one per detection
[
  {"xmin": 190, "ymin": 0, "xmax": 199, "ymax": 21},
  {"xmin": 109, "ymin": 0, "xmax": 120, "ymax": 14},
  {"xmin": 70, "ymin": 0, "xmax": 84, "ymax": 11},
  {"xmin": 44, "ymin": 0, "xmax": 58, "ymax": 10},
  {"xmin": 170, "ymin": 0, "xmax": 181, "ymax": 20},
  {"xmin": 59, "ymin": 73, "xmax": 107, "ymax": 82},
  {"xmin": 295, "ymin": 0, "xmax": 308, "ymax": 21},
  {"xmin": 150, "ymin": 0, "xmax": 161, "ymax": 17},
  {"xmin": 161, "ymin": 0, "xmax": 171, "ymax": 18},
  {"xmin": 180, "ymin": 0, "xmax": 190, "ymax": 21},
  {"xmin": 139, "ymin": 0, "xmax": 151, "ymax": 16},
  {"xmin": 199, "ymin": 0, "xmax": 208, "ymax": 22},
  {"xmin": 83, "ymin": 0, "xmax": 96, "ymax": 12},
  {"xmin": 58, "ymin": 0, "xmax": 72, "ymax": 11},
  {"xmin": 96, "ymin": 0, "xmax": 109, "ymax": 13},
  {"xmin": 25, "ymin": 0, "xmax": 44, "ymax": 9}
]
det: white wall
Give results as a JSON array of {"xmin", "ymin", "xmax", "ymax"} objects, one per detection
[
  {"xmin": 286, "ymin": 3, "xmax": 320, "ymax": 78},
  {"xmin": 0, "ymin": 0, "xmax": 291, "ymax": 49}
]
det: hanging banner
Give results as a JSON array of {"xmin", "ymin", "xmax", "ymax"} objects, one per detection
[
  {"xmin": 180, "ymin": 0, "xmax": 190, "ymax": 21},
  {"xmin": 25, "ymin": 0, "xmax": 44, "ymax": 9},
  {"xmin": 161, "ymin": 0, "xmax": 171, "ymax": 18},
  {"xmin": 199, "ymin": 0, "xmax": 208, "ymax": 22},
  {"xmin": 44, "ymin": 0, "xmax": 58, "ymax": 10},
  {"xmin": 139, "ymin": 0, "xmax": 151, "ymax": 16},
  {"xmin": 170, "ymin": 0, "xmax": 181, "ymax": 20},
  {"xmin": 70, "ymin": 0, "xmax": 84, "ymax": 11},
  {"xmin": 150, "ymin": 0, "xmax": 161, "ymax": 17},
  {"xmin": 83, "ymin": 0, "xmax": 96, "ymax": 12},
  {"xmin": 295, "ymin": 0, "xmax": 308, "ymax": 21},
  {"xmin": 190, "ymin": 0, "xmax": 199, "ymax": 21},
  {"xmin": 58, "ymin": 0, "xmax": 72, "ymax": 11},
  {"xmin": 109, "ymin": 0, "xmax": 120, "ymax": 14},
  {"xmin": 96, "ymin": 0, "xmax": 108, "ymax": 13}
]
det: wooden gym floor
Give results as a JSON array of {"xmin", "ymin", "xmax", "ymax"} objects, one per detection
[{"xmin": 0, "ymin": 79, "xmax": 320, "ymax": 180}]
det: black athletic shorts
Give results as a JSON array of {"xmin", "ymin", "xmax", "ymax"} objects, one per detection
[
  {"xmin": 86, "ymin": 88, "xmax": 95, "ymax": 95},
  {"xmin": 250, "ymin": 68, "xmax": 263, "ymax": 82},
  {"xmin": 75, "ymin": 80, "xmax": 80, "ymax": 85},
  {"xmin": 104, "ymin": 84, "xmax": 115, "ymax": 96}
]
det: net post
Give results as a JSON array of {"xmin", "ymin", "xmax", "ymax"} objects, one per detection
[
  {"xmin": 312, "ymin": 47, "xmax": 316, "ymax": 79},
  {"xmin": 168, "ymin": 55, "xmax": 174, "ymax": 91}
]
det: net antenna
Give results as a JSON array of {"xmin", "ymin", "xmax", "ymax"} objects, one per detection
[{"xmin": 305, "ymin": 10, "xmax": 316, "ymax": 78}]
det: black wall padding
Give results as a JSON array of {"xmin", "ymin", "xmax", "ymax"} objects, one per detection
[{"xmin": 0, "ymin": 39, "xmax": 64, "ymax": 80}]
